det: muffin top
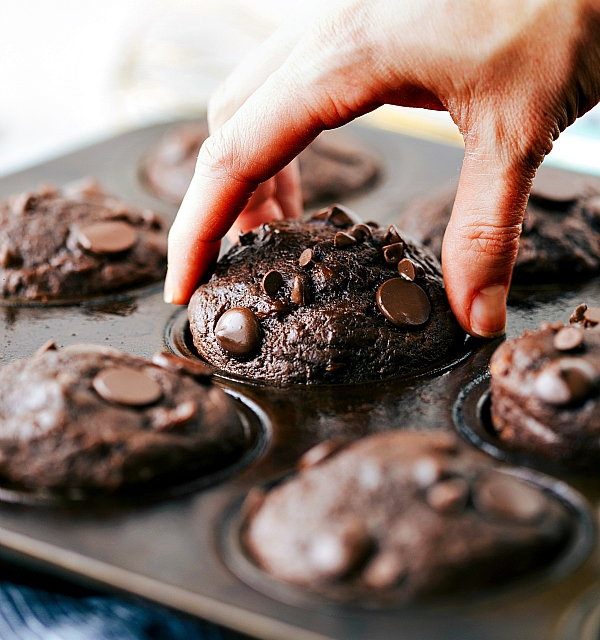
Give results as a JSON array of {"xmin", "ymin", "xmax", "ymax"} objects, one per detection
[
  {"xmin": 188, "ymin": 205, "xmax": 464, "ymax": 384},
  {"xmin": 0, "ymin": 180, "xmax": 167, "ymax": 301},
  {"xmin": 244, "ymin": 431, "xmax": 571, "ymax": 602},
  {"xmin": 0, "ymin": 343, "xmax": 247, "ymax": 494}
]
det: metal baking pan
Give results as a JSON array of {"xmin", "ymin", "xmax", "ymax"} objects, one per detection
[{"xmin": 0, "ymin": 121, "xmax": 599, "ymax": 640}]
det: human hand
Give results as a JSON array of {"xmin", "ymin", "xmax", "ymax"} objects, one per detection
[{"xmin": 165, "ymin": 0, "xmax": 600, "ymax": 338}]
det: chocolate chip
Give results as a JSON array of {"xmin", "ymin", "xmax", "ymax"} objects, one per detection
[
  {"xmin": 93, "ymin": 366, "xmax": 163, "ymax": 406},
  {"xmin": 307, "ymin": 518, "xmax": 371, "ymax": 579},
  {"xmin": 474, "ymin": 473, "xmax": 548, "ymax": 523},
  {"xmin": 383, "ymin": 242, "xmax": 404, "ymax": 265},
  {"xmin": 292, "ymin": 275, "xmax": 310, "ymax": 305},
  {"xmin": 215, "ymin": 308, "xmax": 261, "ymax": 358},
  {"xmin": 10, "ymin": 192, "xmax": 37, "ymax": 215},
  {"xmin": 530, "ymin": 169, "xmax": 580, "ymax": 210},
  {"xmin": 570, "ymin": 303, "xmax": 588, "ymax": 324},
  {"xmin": 363, "ymin": 551, "xmax": 407, "ymax": 589},
  {"xmin": 151, "ymin": 351, "xmax": 213, "ymax": 381},
  {"xmin": 77, "ymin": 221, "xmax": 137, "ymax": 254},
  {"xmin": 0, "ymin": 245, "xmax": 21, "ymax": 268},
  {"xmin": 334, "ymin": 231, "xmax": 357, "ymax": 248},
  {"xmin": 349, "ymin": 223, "xmax": 372, "ymax": 242},
  {"xmin": 376, "ymin": 278, "xmax": 431, "ymax": 328},
  {"xmin": 397, "ymin": 258, "xmax": 416, "ymax": 281},
  {"xmin": 412, "ymin": 456, "xmax": 444, "ymax": 488},
  {"xmin": 34, "ymin": 339, "xmax": 57, "ymax": 356},
  {"xmin": 365, "ymin": 220, "xmax": 380, "ymax": 229},
  {"xmin": 553, "ymin": 326, "xmax": 584, "ymax": 351},
  {"xmin": 239, "ymin": 230, "xmax": 256, "ymax": 246},
  {"xmin": 426, "ymin": 478, "xmax": 469, "ymax": 514},
  {"xmin": 311, "ymin": 204, "xmax": 357, "ymax": 227},
  {"xmin": 382, "ymin": 224, "xmax": 402, "ymax": 245},
  {"xmin": 299, "ymin": 248, "xmax": 314, "ymax": 267},
  {"xmin": 533, "ymin": 357, "xmax": 598, "ymax": 405},
  {"xmin": 298, "ymin": 438, "xmax": 348, "ymax": 470},
  {"xmin": 584, "ymin": 306, "xmax": 600, "ymax": 327},
  {"xmin": 261, "ymin": 270, "xmax": 283, "ymax": 297}
]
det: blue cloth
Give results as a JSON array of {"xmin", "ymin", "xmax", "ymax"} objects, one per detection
[{"xmin": 0, "ymin": 582, "xmax": 241, "ymax": 640}]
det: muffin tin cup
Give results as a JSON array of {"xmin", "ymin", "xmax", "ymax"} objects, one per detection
[
  {"xmin": 219, "ymin": 467, "xmax": 596, "ymax": 613},
  {"xmin": 0, "ymin": 391, "xmax": 270, "ymax": 509},
  {"xmin": 165, "ymin": 307, "xmax": 479, "ymax": 388}
]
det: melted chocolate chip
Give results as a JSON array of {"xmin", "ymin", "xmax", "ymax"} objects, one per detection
[
  {"xmin": 299, "ymin": 248, "xmax": 314, "ymax": 267},
  {"xmin": 382, "ymin": 224, "xmax": 402, "ymax": 245},
  {"xmin": 473, "ymin": 473, "xmax": 548, "ymax": 523},
  {"xmin": 93, "ymin": 366, "xmax": 163, "ymax": 406},
  {"xmin": 215, "ymin": 308, "xmax": 261, "ymax": 358},
  {"xmin": 334, "ymin": 231, "xmax": 357, "ymax": 248},
  {"xmin": 151, "ymin": 351, "xmax": 213, "ymax": 381},
  {"xmin": 298, "ymin": 438, "xmax": 348, "ymax": 470},
  {"xmin": 553, "ymin": 326, "xmax": 584, "ymax": 351},
  {"xmin": 376, "ymin": 278, "xmax": 431, "ymax": 328},
  {"xmin": 77, "ymin": 221, "xmax": 137, "ymax": 254},
  {"xmin": 349, "ymin": 223, "xmax": 372, "ymax": 242},
  {"xmin": 292, "ymin": 275, "xmax": 310, "ymax": 306},
  {"xmin": 261, "ymin": 270, "xmax": 283, "ymax": 297},
  {"xmin": 534, "ymin": 357, "xmax": 598, "ymax": 405},
  {"xmin": 426, "ymin": 478, "xmax": 469, "ymax": 514},
  {"xmin": 383, "ymin": 242, "xmax": 404, "ymax": 265},
  {"xmin": 397, "ymin": 258, "xmax": 416, "ymax": 281}
]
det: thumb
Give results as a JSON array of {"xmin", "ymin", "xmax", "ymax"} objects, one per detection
[{"xmin": 441, "ymin": 137, "xmax": 536, "ymax": 338}]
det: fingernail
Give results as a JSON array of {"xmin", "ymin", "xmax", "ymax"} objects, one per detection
[
  {"xmin": 470, "ymin": 284, "xmax": 507, "ymax": 338},
  {"xmin": 163, "ymin": 269, "xmax": 173, "ymax": 304}
]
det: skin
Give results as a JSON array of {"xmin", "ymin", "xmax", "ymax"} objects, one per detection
[{"xmin": 165, "ymin": 0, "xmax": 600, "ymax": 337}]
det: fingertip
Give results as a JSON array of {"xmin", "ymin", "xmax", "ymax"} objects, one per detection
[{"xmin": 468, "ymin": 284, "xmax": 507, "ymax": 338}]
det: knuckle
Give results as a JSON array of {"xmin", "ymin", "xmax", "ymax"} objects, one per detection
[{"xmin": 460, "ymin": 221, "xmax": 521, "ymax": 261}]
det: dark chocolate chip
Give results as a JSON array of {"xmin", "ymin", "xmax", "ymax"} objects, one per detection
[
  {"xmin": 426, "ymin": 478, "xmax": 469, "ymax": 514},
  {"xmin": 34, "ymin": 339, "xmax": 57, "ymax": 356},
  {"xmin": 299, "ymin": 248, "xmax": 314, "ymax": 267},
  {"xmin": 298, "ymin": 438, "xmax": 348, "ymax": 470},
  {"xmin": 570, "ymin": 304, "xmax": 588, "ymax": 325},
  {"xmin": 334, "ymin": 231, "xmax": 357, "ymax": 248},
  {"xmin": 10, "ymin": 192, "xmax": 37, "ymax": 215},
  {"xmin": 93, "ymin": 366, "xmax": 163, "ymax": 406},
  {"xmin": 383, "ymin": 242, "xmax": 404, "ymax": 265},
  {"xmin": 77, "ymin": 221, "xmax": 137, "ymax": 254},
  {"xmin": 363, "ymin": 552, "xmax": 407, "ymax": 589},
  {"xmin": 349, "ymin": 223, "xmax": 372, "ymax": 242},
  {"xmin": 534, "ymin": 357, "xmax": 598, "ymax": 405},
  {"xmin": 365, "ymin": 220, "xmax": 380, "ymax": 229},
  {"xmin": 261, "ymin": 270, "xmax": 283, "ymax": 297},
  {"xmin": 474, "ymin": 473, "xmax": 548, "ymax": 523},
  {"xmin": 553, "ymin": 326, "xmax": 584, "ymax": 351},
  {"xmin": 215, "ymin": 307, "xmax": 262, "ymax": 358},
  {"xmin": 151, "ymin": 351, "xmax": 213, "ymax": 381},
  {"xmin": 376, "ymin": 278, "xmax": 431, "ymax": 328},
  {"xmin": 382, "ymin": 224, "xmax": 402, "ymax": 245},
  {"xmin": 584, "ymin": 306, "xmax": 600, "ymax": 327},
  {"xmin": 397, "ymin": 258, "xmax": 416, "ymax": 281},
  {"xmin": 238, "ymin": 230, "xmax": 256, "ymax": 246},
  {"xmin": 311, "ymin": 204, "xmax": 356, "ymax": 227},
  {"xmin": 530, "ymin": 169, "xmax": 580, "ymax": 210},
  {"xmin": 292, "ymin": 275, "xmax": 310, "ymax": 305},
  {"xmin": 0, "ymin": 245, "xmax": 21, "ymax": 268}
]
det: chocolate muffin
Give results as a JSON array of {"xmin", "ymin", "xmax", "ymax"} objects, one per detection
[
  {"xmin": 0, "ymin": 342, "xmax": 247, "ymax": 494},
  {"xmin": 0, "ymin": 180, "xmax": 167, "ymax": 301},
  {"xmin": 398, "ymin": 166, "xmax": 600, "ymax": 283},
  {"xmin": 244, "ymin": 431, "xmax": 571, "ymax": 602},
  {"xmin": 188, "ymin": 205, "xmax": 464, "ymax": 384},
  {"xmin": 142, "ymin": 123, "xmax": 380, "ymax": 206},
  {"xmin": 490, "ymin": 305, "xmax": 600, "ymax": 468}
]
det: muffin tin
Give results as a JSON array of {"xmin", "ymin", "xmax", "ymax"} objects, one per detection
[{"xmin": 0, "ymin": 121, "xmax": 599, "ymax": 639}]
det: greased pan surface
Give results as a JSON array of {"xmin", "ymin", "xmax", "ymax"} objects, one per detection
[{"xmin": 0, "ymin": 122, "xmax": 599, "ymax": 640}]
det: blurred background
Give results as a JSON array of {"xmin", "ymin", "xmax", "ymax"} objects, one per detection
[{"xmin": 3, "ymin": 0, "xmax": 600, "ymax": 178}]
